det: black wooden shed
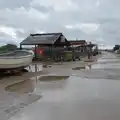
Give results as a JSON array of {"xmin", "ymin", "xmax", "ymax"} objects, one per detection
[
  {"xmin": 20, "ymin": 33, "xmax": 70, "ymax": 59},
  {"xmin": 20, "ymin": 32, "xmax": 70, "ymax": 47}
]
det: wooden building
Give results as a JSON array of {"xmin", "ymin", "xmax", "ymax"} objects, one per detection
[
  {"xmin": 69, "ymin": 40, "xmax": 95, "ymax": 50},
  {"xmin": 69, "ymin": 40, "xmax": 87, "ymax": 46},
  {"xmin": 20, "ymin": 33, "xmax": 70, "ymax": 47},
  {"xmin": 20, "ymin": 33, "xmax": 70, "ymax": 59},
  {"xmin": 69, "ymin": 40, "xmax": 87, "ymax": 52}
]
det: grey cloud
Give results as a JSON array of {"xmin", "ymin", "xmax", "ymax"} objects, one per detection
[
  {"xmin": 0, "ymin": 38, "xmax": 16, "ymax": 45},
  {"xmin": 0, "ymin": 0, "xmax": 32, "ymax": 8},
  {"xmin": 15, "ymin": 29, "xmax": 43, "ymax": 39},
  {"xmin": 0, "ymin": 32, "xmax": 17, "ymax": 44},
  {"xmin": 0, "ymin": 0, "xmax": 120, "ymax": 47},
  {"xmin": 0, "ymin": 31, "xmax": 9, "ymax": 37},
  {"xmin": 0, "ymin": 7, "xmax": 49, "ymax": 30},
  {"xmin": 15, "ymin": 30, "xmax": 28, "ymax": 39},
  {"xmin": 0, "ymin": 31, "xmax": 15, "ymax": 39},
  {"xmin": 32, "ymin": 5, "xmax": 54, "ymax": 13},
  {"xmin": 63, "ymin": 29, "xmax": 88, "ymax": 40}
]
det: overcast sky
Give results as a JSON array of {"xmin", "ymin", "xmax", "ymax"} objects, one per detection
[{"xmin": 0, "ymin": 0, "xmax": 119, "ymax": 48}]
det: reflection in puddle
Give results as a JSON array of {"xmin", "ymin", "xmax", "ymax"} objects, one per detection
[
  {"xmin": 72, "ymin": 64, "xmax": 92, "ymax": 70},
  {"xmin": 39, "ymin": 76, "xmax": 69, "ymax": 81},
  {"xmin": 98, "ymin": 58, "xmax": 120, "ymax": 64},
  {"xmin": 5, "ymin": 75, "xmax": 69, "ymax": 94},
  {"xmin": 26, "ymin": 64, "xmax": 43, "ymax": 72},
  {"xmin": 72, "ymin": 66, "xmax": 86, "ymax": 70},
  {"xmin": 36, "ymin": 80, "xmax": 67, "ymax": 91},
  {"xmin": 84, "ymin": 59, "xmax": 94, "ymax": 62},
  {"xmin": 4, "ymin": 93, "xmax": 41, "ymax": 118},
  {"xmin": 91, "ymin": 63, "xmax": 120, "ymax": 70},
  {"xmin": 0, "ymin": 69, "xmax": 29, "ymax": 78},
  {"xmin": 5, "ymin": 80, "xmax": 34, "ymax": 94}
]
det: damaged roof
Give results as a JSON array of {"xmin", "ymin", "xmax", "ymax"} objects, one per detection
[{"xmin": 20, "ymin": 33, "xmax": 63, "ymax": 45}]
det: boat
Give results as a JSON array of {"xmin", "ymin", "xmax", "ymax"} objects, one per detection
[{"xmin": 0, "ymin": 50, "xmax": 33, "ymax": 70}]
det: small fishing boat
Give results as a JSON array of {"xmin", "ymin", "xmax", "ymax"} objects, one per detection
[{"xmin": 0, "ymin": 50, "xmax": 33, "ymax": 70}]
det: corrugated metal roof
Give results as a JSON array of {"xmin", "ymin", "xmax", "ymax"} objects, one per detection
[
  {"xmin": 20, "ymin": 33, "xmax": 62, "ymax": 45},
  {"xmin": 69, "ymin": 40, "xmax": 87, "ymax": 45},
  {"xmin": 69, "ymin": 40, "xmax": 86, "ymax": 43}
]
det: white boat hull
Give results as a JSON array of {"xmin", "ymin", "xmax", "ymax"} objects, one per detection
[{"xmin": 0, "ymin": 51, "xmax": 33, "ymax": 69}]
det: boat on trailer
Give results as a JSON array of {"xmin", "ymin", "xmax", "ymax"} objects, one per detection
[{"xmin": 0, "ymin": 50, "xmax": 33, "ymax": 71}]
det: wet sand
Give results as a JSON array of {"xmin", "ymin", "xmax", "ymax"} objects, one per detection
[{"xmin": 1, "ymin": 52, "xmax": 120, "ymax": 120}]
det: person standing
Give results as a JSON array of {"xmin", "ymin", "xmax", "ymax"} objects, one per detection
[
  {"xmin": 87, "ymin": 49, "xmax": 90, "ymax": 59},
  {"xmin": 87, "ymin": 47, "xmax": 92, "ymax": 59}
]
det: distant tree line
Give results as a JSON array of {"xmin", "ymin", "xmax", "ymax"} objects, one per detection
[{"xmin": 0, "ymin": 44, "xmax": 17, "ymax": 53}]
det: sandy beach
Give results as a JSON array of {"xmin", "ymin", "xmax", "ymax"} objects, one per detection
[
  {"xmin": 2, "ymin": 52, "xmax": 120, "ymax": 120},
  {"xmin": 0, "ymin": 55, "xmax": 99, "ymax": 87}
]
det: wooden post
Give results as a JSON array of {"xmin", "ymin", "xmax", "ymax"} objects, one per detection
[
  {"xmin": 35, "ymin": 45, "xmax": 37, "ymax": 60},
  {"xmin": 52, "ymin": 44, "xmax": 54, "ymax": 61},
  {"xmin": 20, "ymin": 44, "xmax": 22, "ymax": 49}
]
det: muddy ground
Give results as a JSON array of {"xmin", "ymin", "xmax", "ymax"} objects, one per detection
[{"xmin": 1, "ymin": 52, "xmax": 120, "ymax": 120}]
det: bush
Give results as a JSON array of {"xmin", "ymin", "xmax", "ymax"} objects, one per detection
[{"xmin": 0, "ymin": 44, "xmax": 17, "ymax": 53}]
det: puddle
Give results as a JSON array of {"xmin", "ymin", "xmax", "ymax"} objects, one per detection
[
  {"xmin": 26, "ymin": 64, "xmax": 43, "ymax": 72},
  {"xmin": 5, "ymin": 80, "xmax": 35, "ymax": 94},
  {"xmin": 72, "ymin": 67, "xmax": 86, "ymax": 70},
  {"xmin": 4, "ymin": 93, "xmax": 41, "ymax": 118},
  {"xmin": 43, "ymin": 64, "xmax": 52, "ymax": 68},
  {"xmin": 97, "ymin": 58, "xmax": 120, "ymax": 64},
  {"xmin": 35, "ymin": 79, "xmax": 67, "ymax": 91},
  {"xmin": 72, "ymin": 64, "xmax": 92, "ymax": 70},
  {"xmin": 91, "ymin": 63, "xmax": 120, "ymax": 70},
  {"xmin": 84, "ymin": 59, "xmax": 94, "ymax": 62},
  {"xmin": 38, "ymin": 76, "xmax": 69, "ymax": 81},
  {"xmin": 0, "ymin": 69, "xmax": 29, "ymax": 79}
]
